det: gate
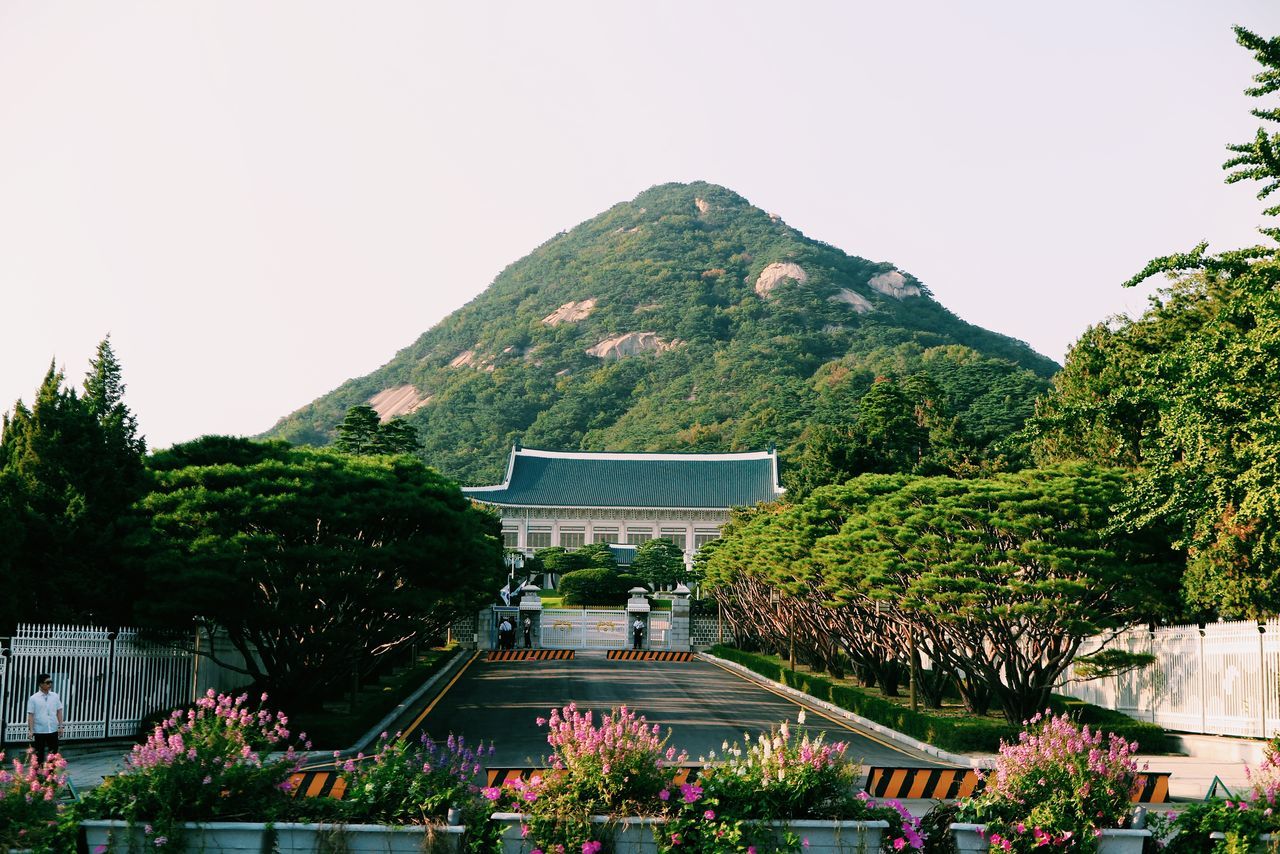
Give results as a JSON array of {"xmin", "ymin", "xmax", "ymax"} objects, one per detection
[{"xmin": 540, "ymin": 609, "xmax": 634, "ymax": 650}]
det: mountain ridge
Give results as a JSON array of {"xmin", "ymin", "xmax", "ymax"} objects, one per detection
[{"xmin": 264, "ymin": 181, "xmax": 1057, "ymax": 485}]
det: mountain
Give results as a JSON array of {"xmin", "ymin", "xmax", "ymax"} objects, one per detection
[{"xmin": 263, "ymin": 182, "xmax": 1058, "ymax": 485}]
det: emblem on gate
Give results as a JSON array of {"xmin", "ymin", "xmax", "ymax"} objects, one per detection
[
  {"xmin": 595, "ymin": 621, "xmax": 619, "ymax": 633},
  {"xmin": 552, "ymin": 621, "xmax": 573, "ymax": 631}
]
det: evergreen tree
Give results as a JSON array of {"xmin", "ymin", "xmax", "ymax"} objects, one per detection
[
  {"xmin": 334, "ymin": 405, "xmax": 382, "ymax": 455},
  {"xmin": 334, "ymin": 405, "xmax": 423, "ymax": 455},
  {"xmin": 631, "ymin": 538, "xmax": 688, "ymax": 588},
  {"xmin": 0, "ymin": 344, "xmax": 147, "ymax": 631}
]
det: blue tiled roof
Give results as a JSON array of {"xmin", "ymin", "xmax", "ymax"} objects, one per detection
[{"xmin": 463, "ymin": 447, "xmax": 783, "ymax": 509}]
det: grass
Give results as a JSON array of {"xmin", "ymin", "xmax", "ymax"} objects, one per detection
[{"xmin": 288, "ymin": 646, "xmax": 459, "ymax": 751}]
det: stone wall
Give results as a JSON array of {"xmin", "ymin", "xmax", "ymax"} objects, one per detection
[{"xmin": 691, "ymin": 615, "xmax": 732, "ymax": 649}]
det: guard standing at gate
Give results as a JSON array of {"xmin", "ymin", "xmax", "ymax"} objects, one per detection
[
  {"xmin": 498, "ymin": 616, "xmax": 514, "ymax": 650},
  {"xmin": 632, "ymin": 617, "xmax": 645, "ymax": 650},
  {"xmin": 523, "ymin": 616, "xmax": 533, "ymax": 649}
]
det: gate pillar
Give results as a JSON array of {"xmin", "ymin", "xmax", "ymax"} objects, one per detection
[{"xmin": 669, "ymin": 583, "xmax": 692, "ymax": 652}]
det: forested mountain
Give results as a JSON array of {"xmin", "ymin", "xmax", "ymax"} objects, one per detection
[{"xmin": 264, "ymin": 182, "xmax": 1057, "ymax": 485}]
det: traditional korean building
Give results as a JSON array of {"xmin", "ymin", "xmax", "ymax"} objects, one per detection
[{"xmin": 461, "ymin": 444, "xmax": 785, "ymax": 559}]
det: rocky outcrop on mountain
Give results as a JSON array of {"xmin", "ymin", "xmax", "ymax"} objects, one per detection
[
  {"xmin": 586, "ymin": 332, "xmax": 679, "ymax": 360},
  {"xmin": 543, "ymin": 299, "xmax": 597, "ymax": 325},
  {"xmin": 868, "ymin": 270, "xmax": 921, "ymax": 299},
  {"xmin": 369, "ymin": 385, "xmax": 431, "ymax": 420},
  {"xmin": 754, "ymin": 262, "xmax": 808, "ymax": 298},
  {"xmin": 830, "ymin": 288, "xmax": 874, "ymax": 313}
]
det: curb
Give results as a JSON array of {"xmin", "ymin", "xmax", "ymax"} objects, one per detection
[
  {"xmin": 698, "ymin": 652, "xmax": 993, "ymax": 769},
  {"xmin": 344, "ymin": 648, "xmax": 475, "ymax": 757}
]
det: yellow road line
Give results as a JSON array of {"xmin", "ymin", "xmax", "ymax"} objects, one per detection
[
  {"xmin": 700, "ymin": 656, "xmax": 934, "ymax": 763},
  {"xmin": 400, "ymin": 650, "xmax": 482, "ymax": 740}
]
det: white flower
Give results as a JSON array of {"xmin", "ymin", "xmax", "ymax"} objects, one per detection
[{"xmin": 797, "ymin": 710, "xmax": 806, "ymax": 725}]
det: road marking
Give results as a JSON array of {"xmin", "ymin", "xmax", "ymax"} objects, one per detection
[
  {"xmin": 401, "ymin": 650, "xmax": 483, "ymax": 740},
  {"xmin": 700, "ymin": 656, "xmax": 937, "ymax": 763}
]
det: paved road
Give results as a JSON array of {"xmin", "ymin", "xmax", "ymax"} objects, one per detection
[{"xmin": 398, "ymin": 653, "xmax": 949, "ymax": 770}]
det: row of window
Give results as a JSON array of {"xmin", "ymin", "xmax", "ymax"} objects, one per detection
[{"xmin": 501, "ymin": 526, "xmax": 720, "ymax": 552}]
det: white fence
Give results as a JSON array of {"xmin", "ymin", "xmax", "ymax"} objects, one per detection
[
  {"xmin": 1, "ymin": 624, "xmax": 252, "ymax": 743},
  {"xmin": 1059, "ymin": 618, "xmax": 1280, "ymax": 738}
]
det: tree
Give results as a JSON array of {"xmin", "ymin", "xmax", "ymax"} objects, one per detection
[
  {"xmin": 334, "ymin": 405, "xmax": 423, "ymax": 456},
  {"xmin": 818, "ymin": 465, "xmax": 1178, "ymax": 724},
  {"xmin": 0, "ymin": 344, "xmax": 148, "ymax": 632},
  {"xmin": 1030, "ymin": 28, "xmax": 1280, "ymax": 618},
  {"xmin": 630, "ymin": 538, "xmax": 688, "ymax": 589},
  {"xmin": 136, "ymin": 437, "xmax": 503, "ymax": 707}
]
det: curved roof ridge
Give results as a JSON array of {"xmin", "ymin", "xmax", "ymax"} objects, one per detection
[{"xmin": 517, "ymin": 447, "xmax": 775, "ymax": 463}]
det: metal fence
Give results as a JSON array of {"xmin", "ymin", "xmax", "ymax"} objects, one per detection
[
  {"xmin": 1058, "ymin": 618, "xmax": 1280, "ymax": 737},
  {"xmin": 1, "ymin": 624, "xmax": 252, "ymax": 744}
]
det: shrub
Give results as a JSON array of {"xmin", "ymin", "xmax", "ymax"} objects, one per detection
[
  {"xmin": 0, "ymin": 750, "xmax": 70, "ymax": 852},
  {"xmin": 1150, "ymin": 741, "xmax": 1280, "ymax": 854},
  {"xmin": 954, "ymin": 710, "xmax": 1145, "ymax": 852},
  {"xmin": 76, "ymin": 691, "xmax": 308, "ymax": 850},
  {"xmin": 658, "ymin": 711, "xmax": 925, "ymax": 853},
  {"xmin": 559, "ymin": 568, "xmax": 637, "ymax": 605},
  {"xmin": 489, "ymin": 703, "xmax": 684, "ymax": 852}
]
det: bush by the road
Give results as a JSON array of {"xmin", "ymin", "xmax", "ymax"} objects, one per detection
[
  {"xmin": 707, "ymin": 646, "xmax": 1176, "ymax": 754},
  {"xmin": 558, "ymin": 569, "xmax": 644, "ymax": 605}
]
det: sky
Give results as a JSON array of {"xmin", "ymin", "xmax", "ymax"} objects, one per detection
[{"xmin": 2, "ymin": 2, "xmax": 1279, "ymax": 450}]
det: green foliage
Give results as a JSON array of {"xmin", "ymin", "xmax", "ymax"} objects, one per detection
[
  {"xmin": 707, "ymin": 647, "xmax": 1175, "ymax": 755},
  {"xmin": 557, "ymin": 568, "xmax": 637, "ymax": 605},
  {"xmin": 1031, "ymin": 31, "xmax": 1280, "ymax": 619},
  {"xmin": 264, "ymin": 182, "xmax": 1054, "ymax": 486},
  {"xmin": 136, "ymin": 437, "xmax": 504, "ymax": 707},
  {"xmin": 0, "ymin": 339, "xmax": 148, "ymax": 633},
  {"xmin": 1069, "ymin": 649, "xmax": 1157, "ymax": 681},
  {"xmin": 630, "ymin": 538, "xmax": 688, "ymax": 588},
  {"xmin": 712, "ymin": 646, "xmax": 1017, "ymax": 752},
  {"xmin": 334, "ymin": 404, "xmax": 423, "ymax": 455}
]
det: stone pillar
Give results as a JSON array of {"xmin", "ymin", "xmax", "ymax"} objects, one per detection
[
  {"xmin": 669, "ymin": 583, "xmax": 692, "ymax": 652},
  {"xmin": 518, "ymin": 584, "xmax": 543, "ymax": 648},
  {"xmin": 477, "ymin": 607, "xmax": 496, "ymax": 651}
]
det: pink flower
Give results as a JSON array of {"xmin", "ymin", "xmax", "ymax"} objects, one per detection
[
  {"xmin": 481, "ymin": 786, "xmax": 501, "ymax": 801},
  {"xmin": 704, "ymin": 809, "xmax": 715, "ymax": 820},
  {"xmin": 659, "ymin": 789, "xmax": 670, "ymax": 801},
  {"xmin": 582, "ymin": 843, "xmax": 603, "ymax": 854}
]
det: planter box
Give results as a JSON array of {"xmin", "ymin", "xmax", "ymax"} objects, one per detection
[
  {"xmin": 82, "ymin": 819, "xmax": 465, "ymax": 853},
  {"xmin": 951, "ymin": 823, "xmax": 1150, "ymax": 854},
  {"xmin": 493, "ymin": 812, "xmax": 889, "ymax": 854}
]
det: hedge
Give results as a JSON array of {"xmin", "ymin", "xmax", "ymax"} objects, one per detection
[{"xmin": 708, "ymin": 646, "xmax": 1177, "ymax": 754}]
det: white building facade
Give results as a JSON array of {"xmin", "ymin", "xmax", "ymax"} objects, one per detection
[{"xmin": 461, "ymin": 445, "xmax": 785, "ymax": 560}]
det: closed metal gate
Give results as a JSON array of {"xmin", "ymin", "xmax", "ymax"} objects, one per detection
[{"xmin": 540, "ymin": 609, "xmax": 631, "ymax": 650}]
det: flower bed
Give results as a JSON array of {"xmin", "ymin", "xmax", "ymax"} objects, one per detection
[
  {"xmin": 489, "ymin": 705, "xmax": 921, "ymax": 854},
  {"xmin": 0, "ymin": 749, "xmax": 69, "ymax": 853},
  {"xmin": 952, "ymin": 711, "xmax": 1149, "ymax": 853}
]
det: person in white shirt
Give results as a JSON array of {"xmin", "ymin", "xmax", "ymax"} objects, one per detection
[
  {"xmin": 26, "ymin": 673, "xmax": 64, "ymax": 765},
  {"xmin": 632, "ymin": 618, "xmax": 645, "ymax": 650}
]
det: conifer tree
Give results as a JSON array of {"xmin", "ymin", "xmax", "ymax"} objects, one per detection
[{"xmin": 0, "ymin": 341, "xmax": 148, "ymax": 631}]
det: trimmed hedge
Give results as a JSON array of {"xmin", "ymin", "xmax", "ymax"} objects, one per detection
[{"xmin": 708, "ymin": 646, "xmax": 1177, "ymax": 754}]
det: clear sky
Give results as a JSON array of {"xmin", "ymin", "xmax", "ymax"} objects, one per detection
[{"xmin": 2, "ymin": 2, "xmax": 1278, "ymax": 450}]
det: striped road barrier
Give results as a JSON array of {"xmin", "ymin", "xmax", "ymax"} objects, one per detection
[
  {"xmin": 605, "ymin": 650, "xmax": 694, "ymax": 662},
  {"xmin": 865, "ymin": 767, "xmax": 1171, "ymax": 803},
  {"xmin": 286, "ymin": 770, "xmax": 347, "ymax": 800},
  {"xmin": 485, "ymin": 650, "xmax": 574, "ymax": 661}
]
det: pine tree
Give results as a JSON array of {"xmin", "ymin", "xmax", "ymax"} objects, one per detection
[{"xmin": 0, "ymin": 341, "xmax": 148, "ymax": 631}]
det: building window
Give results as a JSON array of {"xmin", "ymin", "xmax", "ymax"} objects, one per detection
[
  {"xmin": 592, "ymin": 527, "xmax": 620, "ymax": 544},
  {"xmin": 559, "ymin": 528, "xmax": 585, "ymax": 550},
  {"xmin": 626, "ymin": 527, "xmax": 653, "ymax": 545},
  {"xmin": 527, "ymin": 527, "xmax": 552, "ymax": 550},
  {"xmin": 659, "ymin": 528, "xmax": 688, "ymax": 551},
  {"xmin": 693, "ymin": 529, "xmax": 720, "ymax": 550},
  {"xmin": 502, "ymin": 528, "xmax": 519, "ymax": 549}
]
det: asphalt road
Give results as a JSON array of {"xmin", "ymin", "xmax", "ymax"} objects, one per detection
[{"xmin": 398, "ymin": 653, "xmax": 949, "ymax": 770}]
